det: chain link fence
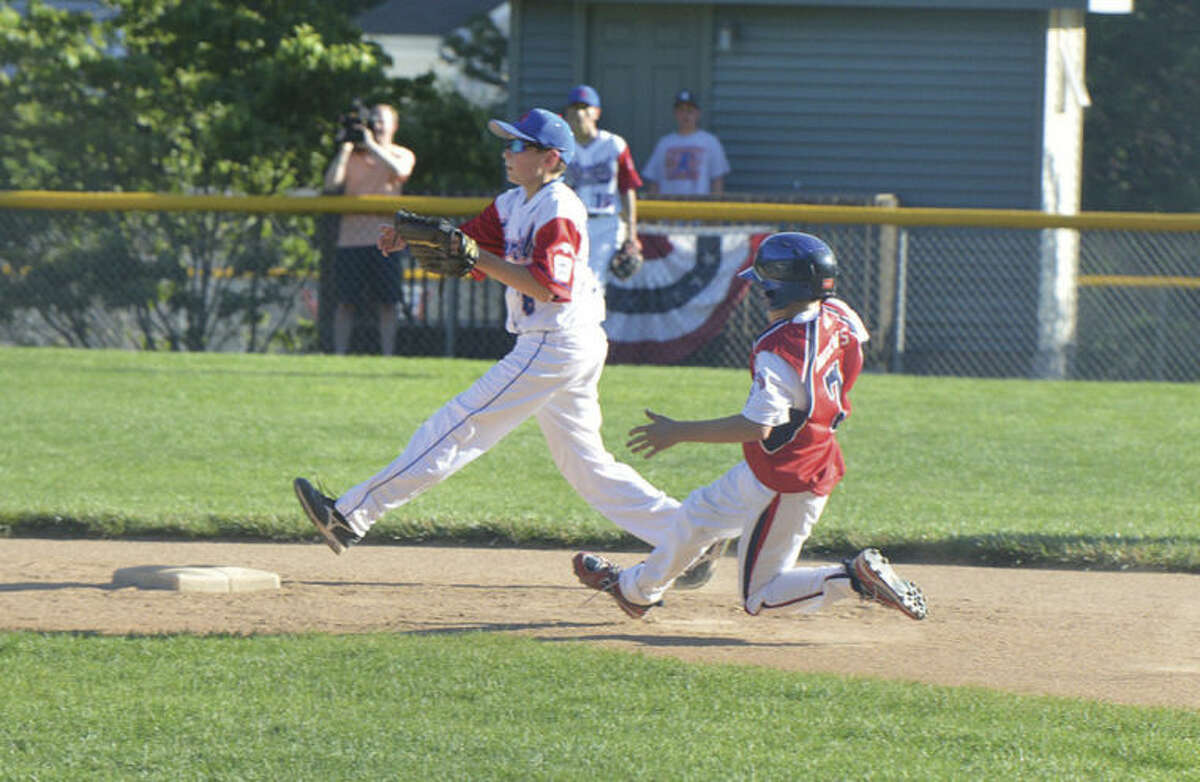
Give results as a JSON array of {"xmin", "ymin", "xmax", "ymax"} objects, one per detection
[{"xmin": 0, "ymin": 194, "xmax": 1197, "ymax": 382}]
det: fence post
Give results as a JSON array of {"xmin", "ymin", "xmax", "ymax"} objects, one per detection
[
  {"xmin": 890, "ymin": 228, "xmax": 909, "ymax": 374},
  {"xmin": 1032, "ymin": 227, "xmax": 1080, "ymax": 379},
  {"xmin": 870, "ymin": 194, "xmax": 900, "ymax": 369},
  {"xmin": 443, "ymin": 277, "xmax": 459, "ymax": 357},
  {"xmin": 1155, "ymin": 286, "xmax": 1167, "ymax": 382},
  {"xmin": 315, "ymin": 214, "xmax": 340, "ymax": 353}
]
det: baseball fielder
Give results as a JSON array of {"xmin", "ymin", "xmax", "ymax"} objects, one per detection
[
  {"xmin": 563, "ymin": 85, "xmax": 643, "ymax": 286},
  {"xmin": 574, "ymin": 233, "xmax": 928, "ymax": 620},
  {"xmin": 294, "ymin": 109, "xmax": 680, "ymax": 555}
]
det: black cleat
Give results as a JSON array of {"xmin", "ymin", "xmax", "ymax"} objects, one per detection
[{"xmin": 293, "ymin": 477, "xmax": 360, "ymax": 555}]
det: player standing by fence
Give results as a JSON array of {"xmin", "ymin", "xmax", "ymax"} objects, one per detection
[
  {"xmin": 643, "ymin": 90, "xmax": 730, "ymax": 197},
  {"xmin": 562, "ymin": 85, "xmax": 644, "ymax": 287}
]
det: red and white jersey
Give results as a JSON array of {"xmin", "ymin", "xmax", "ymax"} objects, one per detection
[
  {"xmin": 460, "ymin": 179, "xmax": 604, "ymax": 334},
  {"xmin": 564, "ymin": 130, "xmax": 642, "ymax": 216},
  {"xmin": 741, "ymin": 298, "xmax": 869, "ymax": 495}
]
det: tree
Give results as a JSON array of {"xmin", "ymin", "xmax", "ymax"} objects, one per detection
[
  {"xmin": 1, "ymin": 0, "xmax": 390, "ymax": 195},
  {"xmin": 439, "ymin": 10, "xmax": 508, "ymax": 90},
  {"xmin": 396, "ymin": 73, "xmax": 503, "ymax": 195},
  {"xmin": 0, "ymin": 0, "xmax": 503, "ymax": 350},
  {"xmin": 1083, "ymin": 0, "xmax": 1200, "ymax": 212}
]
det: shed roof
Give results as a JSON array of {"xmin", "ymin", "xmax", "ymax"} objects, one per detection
[{"xmin": 356, "ymin": 0, "xmax": 501, "ymax": 36}]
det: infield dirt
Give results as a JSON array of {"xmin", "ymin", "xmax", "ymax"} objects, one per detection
[{"xmin": 2, "ymin": 538, "xmax": 1197, "ymax": 710}]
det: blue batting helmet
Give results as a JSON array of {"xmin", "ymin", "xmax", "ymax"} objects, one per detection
[{"xmin": 737, "ymin": 232, "xmax": 838, "ymax": 308}]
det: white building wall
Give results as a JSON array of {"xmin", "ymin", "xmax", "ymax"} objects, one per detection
[{"xmin": 365, "ymin": 3, "xmax": 509, "ymax": 108}]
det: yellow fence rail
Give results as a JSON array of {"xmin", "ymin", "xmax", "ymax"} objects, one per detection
[{"xmin": 3, "ymin": 190, "xmax": 1200, "ymax": 232}]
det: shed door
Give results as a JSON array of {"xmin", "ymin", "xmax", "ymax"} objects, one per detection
[{"xmin": 587, "ymin": 4, "xmax": 705, "ymax": 169}]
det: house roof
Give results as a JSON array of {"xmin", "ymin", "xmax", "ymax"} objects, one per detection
[{"xmin": 356, "ymin": 0, "xmax": 502, "ymax": 36}]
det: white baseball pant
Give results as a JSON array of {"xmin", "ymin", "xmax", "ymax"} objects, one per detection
[
  {"xmin": 335, "ymin": 326, "xmax": 679, "ymax": 546},
  {"xmin": 586, "ymin": 214, "xmax": 623, "ymax": 288},
  {"xmin": 619, "ymin": 461, "xmax": 855, "ymax": 613}
]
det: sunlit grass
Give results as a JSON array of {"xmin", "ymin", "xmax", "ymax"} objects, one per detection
[
  {"xmin": 1, "ymin": 346, "xmax": 1197, "ymax": 569},
  {"xmin": 1, "ymin": 632, "xmax": 1197, "ymax": 780}
]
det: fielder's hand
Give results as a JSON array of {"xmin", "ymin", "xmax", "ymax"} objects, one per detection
[{"xmin": 626, "ymin": 409, "xmax": 682, "ymax": 458}]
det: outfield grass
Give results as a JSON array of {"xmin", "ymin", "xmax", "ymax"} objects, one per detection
[
  {"xmin": 1, "ymin": 346, "xmax": 1197, "ymax": 570},
  {"xmin": 1, "ymin": 632, "xmax": 1197, "ymax": 780}
]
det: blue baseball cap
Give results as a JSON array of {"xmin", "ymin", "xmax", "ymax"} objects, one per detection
[
  {"xmin": 674, "ymin": 89, "xmax": 699, "ymax": 108},
  {"xmin": 488, "ymin": 108, "xmax": 576, "ymax": 165},
  {"xmin": 566, "ymin": 84, "xmax": 601, "ymax": 108}
]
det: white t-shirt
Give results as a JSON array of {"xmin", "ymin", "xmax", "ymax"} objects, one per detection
[{"xmin": 643, "ymin": 130, "xmax": 731, "ymax": 196}]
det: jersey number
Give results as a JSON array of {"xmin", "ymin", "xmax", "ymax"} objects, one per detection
[{"xmin": 823, "ymin": 365, "xmax": 847, "ymax": 430}]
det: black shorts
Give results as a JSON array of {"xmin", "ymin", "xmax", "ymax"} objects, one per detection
[{"xmin": 333, "ymin": 245, "xmax": 407, "ymax": 307}]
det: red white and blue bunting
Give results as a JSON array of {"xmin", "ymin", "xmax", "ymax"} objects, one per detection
[{"xmin": 605, "ymin": 226, "xmax": 768, "ymax": 364}]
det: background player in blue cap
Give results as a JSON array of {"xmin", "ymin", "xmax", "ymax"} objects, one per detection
[
  {"xmin": 643, "ymin": 89, "xmax": 731, "ymax": 197},
  {"xmin": 294, "ymin": 109, "xmax": 683, "ymax": 562},
  {"xmin": 572, "ymin": 232, "xmax": 928, "ymax": 621},
  {"xmin": 562, "ymin": 85, "xmax": 644, "ymax": 286}
]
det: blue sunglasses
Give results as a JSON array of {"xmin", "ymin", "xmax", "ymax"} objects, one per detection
[{"xmin": 506, "ymin": 138, "xmax": 550, "ymax": 153}]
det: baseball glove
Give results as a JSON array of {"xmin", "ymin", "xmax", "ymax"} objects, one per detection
[
  {"xmin": 392, "ymin": 209, "xmax": 479, "ymax": 278},
  {"xmin": 609, "ymin": 240, "xmax": 643, "ymax": 281}
]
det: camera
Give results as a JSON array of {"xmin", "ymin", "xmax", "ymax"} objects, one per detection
[{"xmin": 338, "ymin": 98, "xmax": 378, "ymax": 146}]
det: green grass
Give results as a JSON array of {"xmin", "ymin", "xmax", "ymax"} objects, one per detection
[
  {"xmin": 1, "ymin": 632, "xmax": 1197, "ymax": 780},
  {"xmin": 1, "ymin": 346, "xmax": 1198, "ymax": 569}
]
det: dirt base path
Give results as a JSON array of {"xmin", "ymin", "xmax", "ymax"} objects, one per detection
[{"xmin": 3, "ymin": 539, "xmax": 1198, "ymax": 710}]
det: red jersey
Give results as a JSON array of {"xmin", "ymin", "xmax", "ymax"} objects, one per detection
[{"xmin": 741, "ymin": 299, "xmax": 868, "ymax": 495}]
